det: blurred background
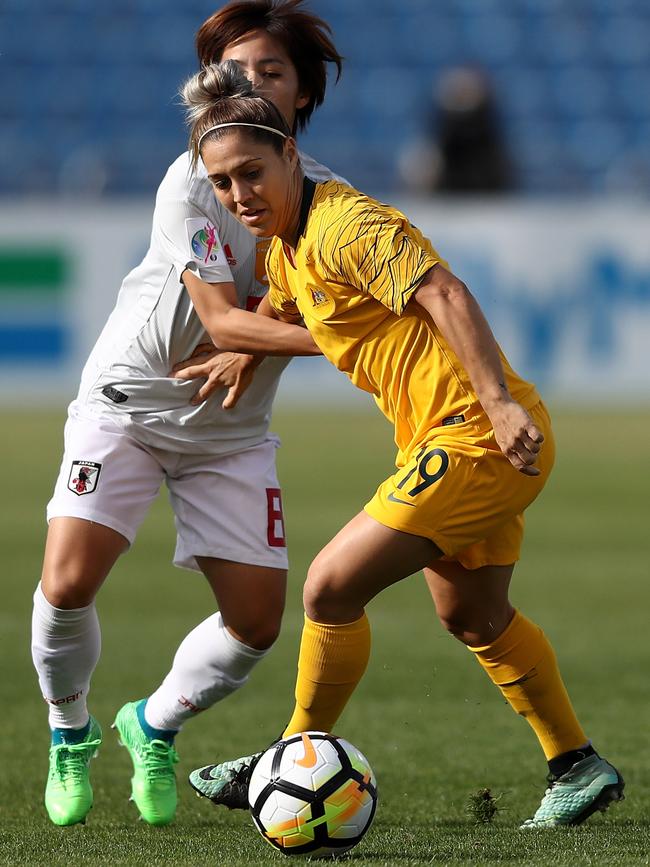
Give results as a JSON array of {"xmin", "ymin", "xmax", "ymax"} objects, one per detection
[{"xmin": 1, "ymin": 0, "xmax": 649, "ymax": 403}]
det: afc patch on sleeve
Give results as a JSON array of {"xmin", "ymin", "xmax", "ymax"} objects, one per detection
[
  {"xmin": 185, "ymin": 218, "xmax": 229, "ymax": 267},
  {"xmin": 67, "ymin": 461, "xmax": 102, "ymax": 496}
]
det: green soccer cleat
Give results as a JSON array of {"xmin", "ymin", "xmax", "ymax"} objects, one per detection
[
  {"xmin": 188, "ymin": 751, "xmax": 263, "ymax": 810},
  {"xmin": 45, "ymin": 717, "xmax": 102, "ymax": 826},
  {"xmin": 520, "ymin": 754, "xmax": 624, "ymax": 828},
  {"xmin": 113, "ymin": 700, "xmax": 179, "ymax": 826}
]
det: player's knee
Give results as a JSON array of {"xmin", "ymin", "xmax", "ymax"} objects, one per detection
[
  {"xmin": 303, "ymin": 568, "xmax": 330, "ymax": 620},
  {"xmin": 436, "ymin": 603, "xmax": 511, "ymax": 646},
  {"xmin": 437, "ymin": 614, "xmax": 477, "ymax": 644},
  {"xmin": 235, "ymin": 617, "xmax": 282, "ymax": 651},
  {"xmin": 303, "ymin": 556, "xmax": 357, "ymax": 622},
  {"xmin": 39, "ymin": 568, "xmax": 98, "ymax": 609},
  {"xmin": 224, "ymin": 601, "xmax": 284, "ymax": 650}
]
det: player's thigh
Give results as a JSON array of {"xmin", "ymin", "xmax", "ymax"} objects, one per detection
[
  {"xmin": 168, "ymin": 436, "xmax": 288, "ymax": 575},
  {"xmin": 423, "ymin": 560, "xmax": 515, "ymax": 645},
  {"xmin": 305, "ymin": 510, "xmax": 441, "ymax": 621},
  {"xmin": 366, "ymin": 414, "xmax": 553, "ymax": 562},
  {"xmin": 43, "ymin": 410, "xmax": 164, "ymax": 605},
  {"xmin": 42, "ymin": 518, "xmax": 129, "ymax": 607},
  {"xmin": 197, "ymin": 556, "xmax": 286, "ymax": 650}
]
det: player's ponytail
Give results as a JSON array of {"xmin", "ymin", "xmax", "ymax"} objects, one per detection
[
  {"xmin": 181, "ymin": 60, "xmax": 290, "ymax": 169},
  {"xmin": 182, "ymin": 60, "xmax": 253, "ymax": 124}
]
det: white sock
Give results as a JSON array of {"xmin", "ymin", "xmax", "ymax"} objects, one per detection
[
  {"xmin": 144, "ymin": 611, "xmax": 270, "ymax": 732},
  {"xmin": 31, "ymin": 582, "xmax": 101, "ymax": 731}
]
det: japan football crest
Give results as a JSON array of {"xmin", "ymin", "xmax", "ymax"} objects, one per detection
[{"xmin": 67, "ymin": 461, "xmax": 102, "ymax": 496}]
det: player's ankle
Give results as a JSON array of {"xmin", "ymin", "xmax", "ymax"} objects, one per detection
[
  {"xmin": 136, "ymin": 699, "xmax": 177, "ymax": 743},
  {"xmin": 547, "ymin": 743, "xmax": 596, "ymax": 778}
]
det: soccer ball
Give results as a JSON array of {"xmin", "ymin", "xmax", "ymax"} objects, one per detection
[{"xmin": 248, "ymin": 731, "xmax": 378, "ymax": 857}]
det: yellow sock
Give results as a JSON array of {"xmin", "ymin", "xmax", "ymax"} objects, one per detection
[
  {"xmin": 283, "ymin": 613, "xmax": 371, "ymax": 738},
  {"xmin": 468, "ymin": 610, "xmax": 587, "ymax": 760}
]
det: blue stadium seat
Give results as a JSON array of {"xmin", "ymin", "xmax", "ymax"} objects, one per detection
[
  {"xmin": 549, "ymin": 65, "xmax": 611, "ymax": 120},
  {"xmin": 613, "ymin": 68, "xmax": 650, "ymax": 121},
  {"xmin": 398, "ymin": 13, "xmax": 461, "ymax": 67},
  {"xmin": 594, "ymin": 15, "xmax": 650, "ymax": 65},
  {"xmin": 521, "ymin": 14, "xmax": 596, "ymax": 66},
  {"xmin": 1, "ymin": 0, "xmax": 649, "ymax": 196},
  {"xmin": 564, "ymin": 118, "xmax": 628, "ymax": 173},
  {"xmin": 494, "ymin": 67, "xmax": 554, "ymax": 123},
  {"xmin": 459, "ymin": 13, "xmax": 522, "ymax": 66}
]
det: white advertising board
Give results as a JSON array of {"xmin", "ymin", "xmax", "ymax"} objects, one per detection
[{"xmin": 1, "ymin": 199, "xmax": 649, "ymax": 406}]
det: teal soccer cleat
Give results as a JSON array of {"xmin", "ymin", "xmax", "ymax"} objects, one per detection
[
  {"xmin": 45, "ymin": 717, "xmax": 102, "ymax": 826},
  {"xmin": 113, "ymin": 700, "xmax": 179, "ymax": 826},
  {"xmin": 520, "ymin": 754, "xmax": 624, "ymax": 828},
  {"xmin": 189, "ymin": 752, "xmax": 263, "ymax": 810}
]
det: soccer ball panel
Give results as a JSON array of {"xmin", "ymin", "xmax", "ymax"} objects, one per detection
[
  {"xmin": 247, "ymin": 746, "xmax": 277, "ymax": 804},
  {"xmin": 256, "ymin": 792, "xmax": 316, "ymax": 850},
  {"xmin": 278, "ymin": 735, "xmax": 342, "ymax": 791},
  {"xmin": 324, "ymin": 778, "xmax": 376, "ymax": 840},
  {"xmin": 335, "ymin": 737, "xmax": 377, "ymax": 782},
  {"xmin": 249, "ymin": 732, "xmax": 378, "ymax": 857}
]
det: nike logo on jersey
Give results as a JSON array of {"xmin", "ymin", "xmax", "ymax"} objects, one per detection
[
  {"xmin": 295, "ymin": 733, "xmax": 318, "ymax": 768},
  {"xmin": 387, "ymin": 492, "xmax": 417, "ymax": 507}
]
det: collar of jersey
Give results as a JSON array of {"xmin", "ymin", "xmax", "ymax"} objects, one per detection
[{"xmin": 296, "ymin": 175, "xmax": 317, "ymax": 240}]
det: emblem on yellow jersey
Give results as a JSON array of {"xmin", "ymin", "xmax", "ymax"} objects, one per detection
[{"xmin": 309, "ymin": 287, "xmax": 330, "ymax": 307}]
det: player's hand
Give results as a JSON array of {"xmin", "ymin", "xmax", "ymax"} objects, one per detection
[
  {"xmin": 488, "ymin": 400, "xmax": 544, "ymax": 476},
  {"xmin": 170, "ymin": 347, "xmax": 259, "ymax": 408},
  {"xmin": 170, "ymin": 344, "xmax": 224, "ymax": 385}
]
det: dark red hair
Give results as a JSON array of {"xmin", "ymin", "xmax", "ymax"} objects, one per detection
[{"xmin": 196, "ymin": 0, "xmax": 343, "ymax": 133}]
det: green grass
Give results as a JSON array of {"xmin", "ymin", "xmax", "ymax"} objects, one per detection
[{"xmin": 1, "ymin": 407, "xmax": 649, "ymax": 865}]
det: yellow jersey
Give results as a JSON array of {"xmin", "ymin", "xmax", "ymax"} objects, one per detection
[{"xmin": 267, "ymin": 179, "xmax": 539, "ymax": 463}]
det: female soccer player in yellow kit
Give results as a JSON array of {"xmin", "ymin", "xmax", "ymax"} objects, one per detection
[{"xmin": 183, "ymin": 61, "xmax": 624, "ymax": 828}]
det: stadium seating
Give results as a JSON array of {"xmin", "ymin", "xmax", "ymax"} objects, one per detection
[{"xmin": 1, "ymin": 0, "xmax": 649, "ymax": 196}]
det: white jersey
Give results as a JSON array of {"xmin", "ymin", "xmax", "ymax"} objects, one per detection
[{"xmin": 76, "ymin": 150, "xmax": 341, "ymax": 455}]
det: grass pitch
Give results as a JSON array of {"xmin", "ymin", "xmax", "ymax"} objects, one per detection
[{"xmin": 1, "ymin": 406, "xmax": 649, "ymax": 865}]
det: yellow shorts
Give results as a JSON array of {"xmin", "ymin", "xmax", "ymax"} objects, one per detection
[{"xmin": 364, "ymin": 401, "xmax": 555, "ymax": 570}]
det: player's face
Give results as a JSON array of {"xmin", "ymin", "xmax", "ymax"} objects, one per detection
[
  {"xmin": 220, "ymin": 30, "xmax": 309, "ymax": 131},
  {"xmin": 203, "ymin": 131, "xmax": 300, "ymax": 240}
]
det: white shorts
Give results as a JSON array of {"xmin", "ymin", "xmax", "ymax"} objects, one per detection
[{"xmin": 47, "ymin": 409, "xmax": 288, "ymax": 573}]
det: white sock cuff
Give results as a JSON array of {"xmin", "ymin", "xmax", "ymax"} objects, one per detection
[
  {"xmin": 216, "ymin": 612, "xmax": 270, "ymax": 681},
  {"xmin": 33, "ymin": 582, "xmax": 96, "ymax": 625},
  {"xmin": 143, "ymin": 611, "xmax": 273, "ymax": 731}
]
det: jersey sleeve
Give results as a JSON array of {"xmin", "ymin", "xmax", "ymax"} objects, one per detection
[
  {"xmin": 151, "ymin": 160, "xmax": 234, "ymax": 285},
  {"xmin": 319, "ymin": 198, "xmax": 443, "ymax": 315},
  {"xmin": 266, "ymin": 246, "xmax": 301, "ymax": 319}
]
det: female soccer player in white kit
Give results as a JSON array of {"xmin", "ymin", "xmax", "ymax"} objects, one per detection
[{"xmin": 31, "ymin": 0, "xmax": 342, "ymax": 828}]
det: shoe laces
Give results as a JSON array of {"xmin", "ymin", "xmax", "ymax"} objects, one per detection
[
  {"xmin": 140, "ymin": 739, "xmax": 179, "ymax": 780},
  {"xmin": 49, "ymin": 738, "xmax": 101, "ymax": 782},
  {"xmin": 538, "ymin": 771, "xmax": 561, "ymax": 798}
]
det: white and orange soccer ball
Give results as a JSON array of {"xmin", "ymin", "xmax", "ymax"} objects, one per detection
[{"xmin": 248, "ymin": 731, "xmax": 378, "ymax": 857}]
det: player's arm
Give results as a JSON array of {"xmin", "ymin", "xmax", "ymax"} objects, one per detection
[
  {"xmin": 255, "ymin": 290, "xmax": 305, "ymax": 325},
  {"xmin": 175, "ymin": 271, "xmax": 319, "ymax": 408},
  {"xmin": 182, "ymin": 268, "xmax": 320, "ymax": 356},
  {"xmin": 411, "ymin": 264, "xmax": 543, "ymax": 476},
  {"xmin": 152, "ymin": 169, "xmax": 317, "ymax": 357}
]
